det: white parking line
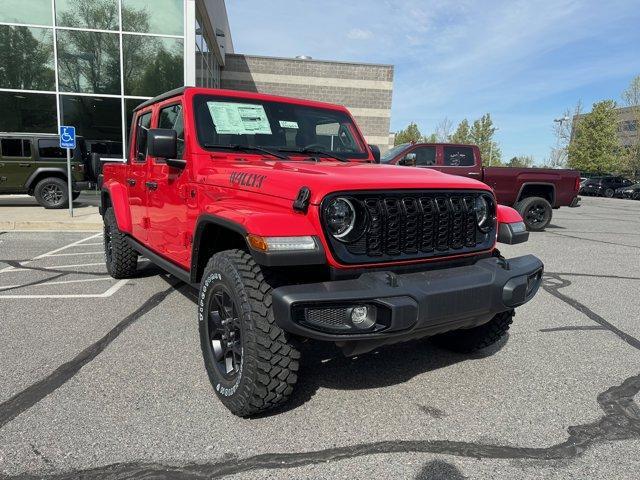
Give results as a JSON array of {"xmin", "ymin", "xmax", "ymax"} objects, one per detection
[
  {"xmin": 75, "ymin": 242, "xmax": 104, "ymax": 246},
  {"xmin": 0, "ymin": 277, "xmax": 114, "ymax": 291},
  {"xmin": 0, "ymin": 279, "xmax": 129, "ymax": 299},
  {"xmin": 1, "ymin": 262, "xmax": 106, "ymax": 273},
  {"xmin": 45, "ymin": 251, "xmax": 104, "ymax": 257}
]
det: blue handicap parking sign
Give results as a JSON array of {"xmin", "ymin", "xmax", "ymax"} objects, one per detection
[{"xmin": 59, "ymin": 126, "xmax": 76, "ymax": 149}]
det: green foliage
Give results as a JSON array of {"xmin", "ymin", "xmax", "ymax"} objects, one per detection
[
  {"xmin": 470, "ymin": 114, "xmax": 502, "ymax": 166},
  {"xmin": 451, "ymin": 119, "xmax": 472, "ymax": 144},
  {"xmin": 0, "ymin": 26, "xmax": 55, "ymax": 90},
  {"xmin": 423, "ymin": 132, "xmax": 438, "ymax": 143},
  {"xmin": 394, "ymin": 122, "xmax": 423, "ymax": 145},
  {"xmin": 568, "ymin": 100, "xmax": 621, "ymax": 174},
  {"xmin": 506, "ymin": 155, "xmax": 534, "ymax": 168}
]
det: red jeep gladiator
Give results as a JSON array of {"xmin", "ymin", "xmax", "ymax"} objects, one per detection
[
  {"xmin": 382, "ymin": 143, "xmax": 581, "ymax": 231},
  {"xmin": 100, "ymin": 87, "xmax": 543, "ymax": 416}
]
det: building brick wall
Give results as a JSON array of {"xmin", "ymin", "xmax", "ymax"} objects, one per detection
[{"xmin": 220, "ymin": 54, "xmax": 394, "ymax": 151}]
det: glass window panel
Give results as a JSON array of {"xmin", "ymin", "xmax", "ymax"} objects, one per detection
[
  {"xmin": 122, "ymin": 0, "xmax": 184, "ymax": 36},
  {"xmin": 55, "ymin": 0, "xmax": 119, "ymax": 30},
  {"xmin": 0, "ymin": 0, "xmax": 52, "ymax": 26},
  {"xmin": 123, "ymin": 35, "xmax": 183, "ymax": 97},
  {"xmin": 1, "ymin": 139, "xmax": 24, "ymax": 157},
  {"xmin": 0, "ymin": 25, "xmax": 55, "ymax": 90},
  {"xmin": 134, "ymin": 111, "xmax": 152, "ymax": 162},
  {"xmin": 443, "ymin": 146, "xmax": 475, "ymax": 166},
  {"xmin": 158, "ymin": 103, "xmax": 184, "ymax": 158},
  {"xmin": 60, "ymin": 96, "xmax": 122, "ymax": 152},
  {"xmin": 38, "ymin": 138, "xmax": 67, "ymax": 159},
  {"xmin": 0, "ymin": 91, "xmax": 57, "ymax": 133},
  {"xmin": 56, "ymin": 30, "xmax": 120, "ymax": 94}
]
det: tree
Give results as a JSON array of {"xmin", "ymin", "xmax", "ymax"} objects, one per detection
[
  {"xmin": 568, "ymin": 100, "xmax": 620, "ymax": 174},
  {"xmin": 470, "ymin": 114, "xmax": 502, "ymax": 166},
  {"xmin": 548, "ymin": 100, "xmax": 582, "ymax": 169},
  {"xmin": 423, "ymin": 132, "xmax": 438, "ymax": 143},
  {"xmin": 434, "ymin": 117, "xmax": 453, "ymax": 142},
  {"xmin": 506, "ymin": 155, "xmax": 534, "ymax": 168},
  {"xmin": 0, "ymin": 26, "xmax": 55, "ymax": 90},
  {"xmin": 394, "ymin": 122, "xmax": 423, "ymax": 145},
  {"xmin": 620, "ymin": 76, "xmax": 640, "ymax": 178},
  {"xmin": 451, "ymin": 119, "xmax": 472, "ymax": 144}
]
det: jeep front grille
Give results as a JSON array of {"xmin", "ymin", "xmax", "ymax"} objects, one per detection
[{"xmin": 321, "ymin": 191, "xmax": 495, "ymax": 265}]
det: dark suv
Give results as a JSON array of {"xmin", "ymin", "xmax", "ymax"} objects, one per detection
[
  {"xmin": 580, "ymin": 176, "xmax": 634, "ymax": 197},
  {"xmin": 0, "ymin": 133, "xmax": 95, "ymax": 208}
]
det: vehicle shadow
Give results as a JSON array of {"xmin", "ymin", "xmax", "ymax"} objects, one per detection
[{"xmin": 264, "ymin": 329, "xmax": 508, "ymax": 416}]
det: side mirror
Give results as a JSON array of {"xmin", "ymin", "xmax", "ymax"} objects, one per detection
[
  {"xmin": 147, "ymin": 128, "xmax": 184, "ymax": 168},
  {"xmin": 402, "ymin": 152, "xmax": 417, "ymax": 166},
  {"xmin": 368, "ymin": 144, "xmax": 380, "ymax": 163}
]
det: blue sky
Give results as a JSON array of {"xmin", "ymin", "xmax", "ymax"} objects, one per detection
[{"xmin": 226, "ymin": 0, "xmax": 640, "ymax": 163}]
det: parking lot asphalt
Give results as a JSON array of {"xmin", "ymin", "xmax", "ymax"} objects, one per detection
[{"xmin": 0, "ymin": 195, "xmax": 639, "ymax": 479}]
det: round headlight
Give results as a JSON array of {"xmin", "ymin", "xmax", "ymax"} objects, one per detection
[
  {"xmin": 475, "ymin": 196, "xmax": 494, "ymax": 233},
  {"xmin": 325, "ymin": 197, "xmax": 356, "ymax": 239}
]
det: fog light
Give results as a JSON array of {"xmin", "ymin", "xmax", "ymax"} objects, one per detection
[
  {"xmin": 350, "ymin": 305, "xmax": 376, "ymax": 330},
  {"xmin": 351, "ymin": 306, "xmax": 368, "ymax": 324}
]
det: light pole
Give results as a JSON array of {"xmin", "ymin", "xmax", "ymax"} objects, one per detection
[{"xmin": 488, "ymin": 127, "xmax": 499, "ymax": 166}]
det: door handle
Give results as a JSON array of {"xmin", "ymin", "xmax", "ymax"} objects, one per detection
[
  {"xmin": 19, "ymin": 163, "xmax": 31, "ymax": 167},
  {"xmin": 126, "ymin": 178, "xmax": 136, "ymax": 186},
  {"xmin": 145, "ymin": 181, "xmax": 158, "ymax": 190}
]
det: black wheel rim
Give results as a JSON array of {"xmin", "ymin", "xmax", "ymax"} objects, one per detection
[
  {"xmin": 525, "ymin": 202, "xmax": 548, "ymax": 225},
  {"xmin": 42, "ymin": 184, "xmax": 63, "ymax": 205},
  {"xmin": 207, "ymin": 286, "xmax": 242, "ymax": 380}
]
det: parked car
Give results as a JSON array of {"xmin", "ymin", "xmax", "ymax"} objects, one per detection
[
  {"xmin": 382, "ymin": 143, "xmax": 581, "ymax": 231},
  {"xmin": 0, "ymin": 132, "xmax": 96, "ymax": 208},
  {"xmin": 580, "ymin": 176, "xmax": 634, "ymax": 197},
  {"xmin": 614, "ymin": 182, "xmax": 640, "ymax": 199},
  {"xmin": 100, "ymin": 87, "xmax": 543, "ymax": 417}
]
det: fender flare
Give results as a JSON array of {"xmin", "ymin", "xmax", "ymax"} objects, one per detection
[
  {"xmin": 190, "ymin": 214, "xmax": 248, "ymax": 283},
  {"xmin": 25, "ymin": 168, "xmax": 68, "ymax": 190},
  {"xmin": 101, "ymin": 182, "xmax": 132, "ymax": 233},
  {"xmin": 516, "ymin": 182, "xmax": 556, "ymax": 206}
]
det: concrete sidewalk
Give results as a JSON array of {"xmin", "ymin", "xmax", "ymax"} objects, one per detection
[{"xmin": 0, "ymin": 194, "xmax": 102, "ymax": 231}]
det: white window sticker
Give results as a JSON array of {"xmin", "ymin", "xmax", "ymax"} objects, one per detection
[
  {"xmin": 279, "ymin": 120, "xmax": 299, "ymax": 129},
  {"xmin": 207, "ymin": 101, "xmax": 272, "ymax": 135}
]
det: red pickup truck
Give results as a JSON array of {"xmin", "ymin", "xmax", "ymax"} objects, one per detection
[
  {"xmin": 100, "ymin": 87, "xmax": 543, "ymax": 416},
  {"xmin": 382, "ymin": 143, "xmax": 581, "ymax": 230}
]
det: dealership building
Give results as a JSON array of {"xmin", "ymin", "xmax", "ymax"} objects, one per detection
[{"xmin": 0, "ymin": 0, "xmax": 394, "ymax": 157}]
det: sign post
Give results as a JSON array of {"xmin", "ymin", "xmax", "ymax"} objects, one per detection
[{"xmin": 59, "ymin": 126, "xmax": 76, "ymax": 217}]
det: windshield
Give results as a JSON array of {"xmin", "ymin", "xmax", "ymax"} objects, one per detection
[
  {"xmin": 193, "ymin": 95, "xmax": 368, "ymax": 159},
  {"xmin": 381, "ymin": 143, "xmax": 410, "ymax": 163}
]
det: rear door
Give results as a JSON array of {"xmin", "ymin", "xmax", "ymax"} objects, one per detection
[
  {"xmin": 0, "ymin": 138, "xmax": 33, "ymax": 192},
  {"xmin": 128, "ymin": 109, "xmax": 153, "ymax": 243},
  {"xmin": 435, "ymin": 145, "xmax": 483, "ymax": 180},
  {"xmin": 146, "ymin": 101, "xmax": 192, "ymax": 267}
]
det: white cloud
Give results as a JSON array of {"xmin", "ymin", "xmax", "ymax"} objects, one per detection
[{"xmin": 347, "ymin": 28, "xmax": 374, "ymax": 40}]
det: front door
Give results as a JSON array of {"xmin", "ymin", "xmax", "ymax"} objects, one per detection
[
  {"xmin": 0, "ymin": 138, "xmax": 33, "ymax": 192},
  {"xmin": 128, "ymin": 110, "xmax": 153, "ymax": 243},
  {"xmin": 146, "ymin": 102, "xmax": 192, "ymax": 268}
]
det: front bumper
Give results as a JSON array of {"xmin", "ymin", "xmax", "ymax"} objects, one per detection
[{"xmin": 272, "ymin": 255, "xmax": 543, "ymax": 350}]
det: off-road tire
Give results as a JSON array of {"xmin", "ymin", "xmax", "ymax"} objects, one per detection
[
  {"xmin": 433, "ymin": 310, "xmax": 514, "ymax": 353},
  {"xmin": 198, "ymin": 249, "xmax": 300, "ymax": 417},
  {"xmin": 103, "ymin": 207, "xmax": 138, "ymax": 279},
  {"xmin": 34, "ymin": 177, "xmax": 69, "ymax": 209},
  {"xmin": 516, "ymin": 196, "xmax": 552, "ymax": 231}
]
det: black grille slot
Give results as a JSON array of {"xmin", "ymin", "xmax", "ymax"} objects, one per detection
[{"xmin": 323, "ymin": 190, "xmax": 495, "ymax": 265}]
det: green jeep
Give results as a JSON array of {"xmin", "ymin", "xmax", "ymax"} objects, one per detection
[{"xmin": 0, "ymin": 133, "xmax": 96, "ymax": 209}]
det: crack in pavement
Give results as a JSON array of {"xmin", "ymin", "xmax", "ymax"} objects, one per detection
[
  {"xmin": 542, "ymin": 273, "xmax": 640, "ymax": 351},
  {"xmin": 540, "ymin": 326, "xmax": 608, "ymax": 332},
  {"xmin": 0, "ymin": 280, "xmax": 177, "ymax": 430},
  {"xmin": 544, "ymin": 271, "xmax": 640, "ymax": 281},
  {"xmin": 4, "ymin": 273, "xmax": 640, "ymax": 479},
  {"xmin": 546, "ymin": 231, "xmax": 640, "ymax": 250}
]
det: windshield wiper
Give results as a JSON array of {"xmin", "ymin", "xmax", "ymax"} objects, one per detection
[
  {"xmin": 203, "ymin": 144, "xmax": 289, "ymax": 160},
  {"xmin": 278, "ymin": 147, "xmax": 349, "ymax": 162}
]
